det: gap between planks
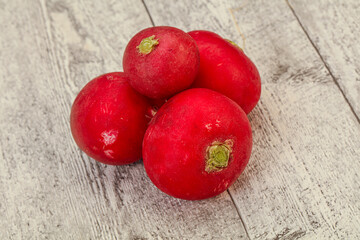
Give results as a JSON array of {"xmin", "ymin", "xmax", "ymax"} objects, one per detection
[
  {"xmin": 142, "ymin": 0, "xmax": 155, "ymax": 26},
  {"xmin": 140, "ymin": 0, "xmax": 251, "ymax": 237},
  {"xmin": 286, "ymin": 0, "xmax": 360, "ymax": 125},
  {"xmin": 227, "ymin": 189, "xmax": 250, "ymax": 238}
]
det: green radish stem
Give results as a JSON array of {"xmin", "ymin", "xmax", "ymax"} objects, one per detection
[
  {"xmin": 205, "ymin": 140, "xmax": 233, "ymax": 172},
  {"xmin": 137, "ymin": 35, "xmax": 159, "ymax": 54}
]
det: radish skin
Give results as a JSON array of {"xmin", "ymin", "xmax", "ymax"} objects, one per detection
[{"xmin": 143, "ymin": 88, "xmax": 252, "ymax": 200}]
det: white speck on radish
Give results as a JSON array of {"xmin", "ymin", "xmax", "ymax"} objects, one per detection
[
  {"xmin": 104, "ymin": 149, "xmax": 115, "ymax": 159},
  {"xmin": 101, "ymin": 130, "xmax": 118, "ymax": 145}
]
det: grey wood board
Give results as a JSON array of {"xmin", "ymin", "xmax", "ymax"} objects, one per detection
[
  {"xmin": 144, "ymin": 0, "xmax": 360, "ymax": 239},
  {"xmin": 289, "ymin": 0, "xmax": 360, "ymax": 120},
  {"xmin": 0, "ymin": 0, "xmax": 248, "ymax": 239}
]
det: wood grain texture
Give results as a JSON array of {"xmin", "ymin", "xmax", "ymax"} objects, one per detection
[
  {"xmin": 288, "ymin": 0, "xmax": 360, "ymax": 120},
  {"xmin": 144, "ymin": 0, "xmax": 360, "ymax": 239},
  {"xmin": 0, "ymin": 0, "xmax": 248, "ymax": 239}
]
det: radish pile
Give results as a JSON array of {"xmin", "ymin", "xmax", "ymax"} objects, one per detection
[{"xmin": 70, "ymin": 26, "xmax": 261, "ymax": 200}]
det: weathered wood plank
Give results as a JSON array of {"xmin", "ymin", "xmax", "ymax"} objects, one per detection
[
  {"xmin": 0, "ymin": 0, "xmax": 248, "ymax": 239},
  {"xmin": 144, "ymin": 0, "xmax": 360, "ymax": 239},
  {"xmin": 288, "ymin": 0, "xmax": 360, "ymax": 120}
]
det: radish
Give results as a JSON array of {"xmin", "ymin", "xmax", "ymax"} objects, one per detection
[
  {"xmin": 123, "ymin": 26, "xmax": 200, "ymax": 99},
  {"xmin": 143, "ymin": 88, "xmax": 252, "ymax": 200},
  {"xmin": 188, "ymin": 30, "xmax": 261, "ymax": 114},
  {"xmin": 70, "ymin": 72, "xmax": 151, "ymax": 165}
]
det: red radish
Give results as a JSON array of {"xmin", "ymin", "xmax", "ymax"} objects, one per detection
[
  {"xmin": 143, "ymin": 88, "xmax": 252, "ymax": 200},
  {"xmin": 70, "ymin": 72, "xmax": 151, "ymax": 165},
  {"xmin": 123, "ymin": 26, "xmax": 200, "ymax": 99},
  {"xmin": 188, "ymin": 30, "xmax": 261, "ymax": 114}
]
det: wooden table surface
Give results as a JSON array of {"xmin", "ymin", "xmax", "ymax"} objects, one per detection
[{"xmin": 1, "ymin": 0, "xmax": 359, "ymax": 239}]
